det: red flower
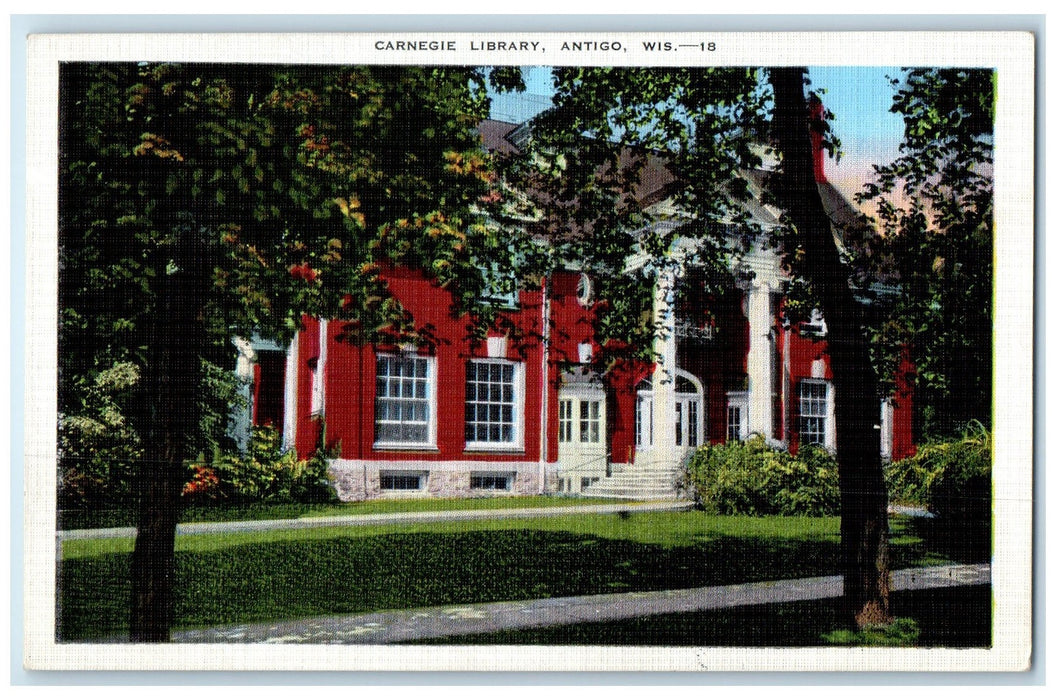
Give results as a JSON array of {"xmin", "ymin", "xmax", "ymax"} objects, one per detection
[
  {"xmin": 183, "ymin": 465, "xmax": 219, "ymax": 497},
  {"xmin": 288, "ymin": 263, "xmax": 319, "ymax": 283}
]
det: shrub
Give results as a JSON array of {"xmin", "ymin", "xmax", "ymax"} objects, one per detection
[
  {"xmin": 58, "ymin": 361, "xmax": 143, "ymax": 509},
  {"xmin": 207, "ymin": 425, "xmax": 337, "ymax": 504},
  {"xmin": 684, "ymin": 435, "xmax": 840, "ymax": 516},
  {"xmin": 885, "ymin": 422, "xmax": 991, "ymax": 520}
]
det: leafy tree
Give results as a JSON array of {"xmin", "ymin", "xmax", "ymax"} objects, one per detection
[
  {"xmin": 511, "ymin": 66, "xmax": 893, "ymax": 627},
  {"xmin": 857, "ymin": 68, "xmax": 994, "ymax": 438},
  {"xmin": 59, "ymin": 62, "xmax": 537, "ymax": 641}
]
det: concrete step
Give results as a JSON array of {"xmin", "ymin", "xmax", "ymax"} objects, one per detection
[{"xmin": 582, "ymin": 467, "xmax": 682, "ymax": 500}]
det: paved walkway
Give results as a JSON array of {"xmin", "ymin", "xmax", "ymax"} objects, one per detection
[
  {"xmin": 60, "ymin": 502, "xmax": 929, "ymax": 541},
  {"xmin": 58, "ymin": 501, "xmax": 694, "ymax": 541},
  {"xmin": 169, "ymin": 563, "xmax": 990, "ymax": 645}
]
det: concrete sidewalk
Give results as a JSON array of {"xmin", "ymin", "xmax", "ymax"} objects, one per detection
[
  {"xmin": 169, "ymin": 563, "xmax": 990, "ymax": 645},
  {"xmin": 58, "ymin": 500, "xmax": 694, "ymax": 541},
  {"xmin": 59, "ymin": 502, "xmax": 928, "ymax": 541}
]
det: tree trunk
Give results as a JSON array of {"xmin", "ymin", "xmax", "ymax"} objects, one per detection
[
  {"xmin": 129, "ymin": 267, "xmax": 203, "ymax": 642},
  {"xmin": 770, "ymin": 67, "xmax": 893, "ymax": 628}
]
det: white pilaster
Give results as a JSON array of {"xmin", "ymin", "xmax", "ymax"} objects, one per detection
[
  {"xmin": 283, "ymin": 331, "xmax": 299, "ymax": 451},
  {"xmin": 650, "ymin": 264, "xmax": 679, "ymax": 470},
  {"xmin": 746, "ymin": 281, "xmax": 775, "ymax": 439}
]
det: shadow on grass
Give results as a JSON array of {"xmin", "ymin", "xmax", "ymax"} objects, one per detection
[
  {"xmin": 409, "ymin": 586, "xmax": 992, "ymax": 647},
  {"xmin": 58, "ymin": 529, "xmax": 841, "ymax": 641},
  {"xmin": 901, "ymin": 516, "xmax": 992, "ymax": 564},
  {"xmin": 57, "ymin": 514, "xmax": 990, "ymax": 642}
]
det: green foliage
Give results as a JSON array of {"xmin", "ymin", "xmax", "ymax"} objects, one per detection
[
  {"xmin": 58, "ymin": 361, "xmax": 143, "ymax": 508},
  {"xmin": 684, "ymin": 436, "xmax": 840, "ymax": 516},
  {"xmin": 507, "ymin": 67, "xmax": 768, "ymax": 365},
  {"xmin": 858, "ymin": 69, "xmax": 994, "ymax": 436},
  {"xmin": 209, "ymin": 426, "xmax": 336, "ymax": 504},
  {"xmin": 59, "ymin": 62, "xmax": 547, "ymax": 514},
  {"xmin": 885, "ymin": 422, "xmax": 992, "ymax": 520},
  {"xmin": 821, "ymin": 618, "xmax": 922, "ymax": 646}
]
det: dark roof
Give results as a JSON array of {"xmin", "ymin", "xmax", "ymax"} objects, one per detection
[
  {"xmin": 477, "ymin": 119, "xmax": 866, "ymax": 239},
  {"xmin": 477, "ymin": 119, "xmax": 521, "ymax": 157}
]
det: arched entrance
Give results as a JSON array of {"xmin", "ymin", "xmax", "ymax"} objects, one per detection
[{"xmin": 635, "ymin": 368, "xmax": 705, "ymax": 460}]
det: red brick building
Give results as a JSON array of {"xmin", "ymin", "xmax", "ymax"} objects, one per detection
[{"xmin": 232, "ymin": 120, "xmax": 916, "ymax": 501}]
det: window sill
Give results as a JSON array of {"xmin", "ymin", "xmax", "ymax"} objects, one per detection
[
  {"xmin": 373, "ymin": 443, "xmax": 440, "ymax": 453},
  {"xmin": 464, "ymin": 443, "xmax": 525, "ymax": 454}
]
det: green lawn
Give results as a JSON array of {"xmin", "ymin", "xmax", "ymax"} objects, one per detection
[
  {"xmin": 58, "ymin": 495, "xmax": 637, "ymax": 531},
  {"xmin": 57, "ymin": 510, "xmax": 990, "ymax": 643}
]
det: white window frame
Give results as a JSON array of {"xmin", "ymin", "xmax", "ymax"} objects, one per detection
[
  {"xmin": 576, "ymin": 273, "xmax": 595, "ymax": 307},
  {"xmin": 578, "ymin": 398, "xmax": 602, "ymax": 445},
  {"xmin": 727, "ymin": 391, "xmax": 749, "ymax": 442},
  {"xmin": 464, "ymin": 358, "xmax": 525, "ymax": 451},
  {"xmin": 635, "ymin": 380, "xmax": 654, "ymax": 450},
  {"xmin": 379, "ymin": 470, "xmax": 427, "ymax": 491},
  {"xmin": 800, "ymin": 308, "xmax": 828, "ymax": 337},
  {"xmin": 469, "ymin": 471, "xmax": 514, "ymax": 491},
  {"xmin": 558, "ymin": 398, "xmax": 574, "ymax": 444},
  {"xmin": 373, "ymin": 353, "xmax": 437, "ymax": 450},
  {"xmin": 798, "ymin": 379, "xmax": 835, "ymax": 450},
  {"xmin": 880, "ymin": 398, "xmax": 894, "ymax": 460}
]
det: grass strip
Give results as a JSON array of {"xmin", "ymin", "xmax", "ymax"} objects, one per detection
[{"xmin": 58, "ymin": 495, "xmax": 637, "ymax": 530}]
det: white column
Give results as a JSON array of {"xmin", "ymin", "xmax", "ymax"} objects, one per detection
[
  {"xmin": 746, "ymin": 281, "xmax": 775, "ymax": 439},
  {"xmin": 231, "ymin": 337, "xmax": 256, "ymax": 451},
  {"xmin": 282, "ymin": 331, "xmax": 300, "ymax": 451},
  {"xmin": 650, "ymin": 264, "xmax": 679, "ymax": 469}
]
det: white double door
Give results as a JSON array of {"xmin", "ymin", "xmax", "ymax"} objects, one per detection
[
  {"xmin": 636, "ymin": 370, "xmax": 705, "ymax": 456},
  {"xmin": 636, "ymin": 393, "xmax": 702, "ymax": 451},
  {"xmin": 557, "ymin": 390, "xmax": 607, "ymax": 473}
]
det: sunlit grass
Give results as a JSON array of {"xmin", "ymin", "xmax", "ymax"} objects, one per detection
[{"xmin": 59, "ymin": 494, "xmax": 638, "ymax": 530}]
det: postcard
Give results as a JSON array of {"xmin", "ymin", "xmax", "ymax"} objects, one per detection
[{"xmin": 23, "ymin": 29, "xmax": 1034, "ymax": 672}]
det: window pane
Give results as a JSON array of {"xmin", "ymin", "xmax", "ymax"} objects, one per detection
[
  {"xmin": 465, "ymin": 360, "xmax": 519, "ymax": 445},
  {"xmin": 375, "ymin": 355, "xmax": 432, "ymax": 445}
]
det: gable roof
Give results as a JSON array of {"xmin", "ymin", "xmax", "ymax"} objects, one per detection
[{"xmin": 476, "ymin": 118, "xmax": 866, "ymax": 244}]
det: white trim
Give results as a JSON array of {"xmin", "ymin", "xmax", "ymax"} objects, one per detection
[
  {"xmin": 880, "ymin": 398, "xmax": 894, "ymax": 460},
  {"xmin": 798, "ymin": 379, "xmax": 836, "ymax": 451},
  {"xmin": 372, "ymin": 353, "xmax": 438, "ymax": 450},
  {"xmin": 310, "ymin": 320, "xmax": 327, "ymax": 416},
  {"xmin": 464, "ymin": 358, "xmax": 526, "ymax": 451},
  {"xmin": 282, "ymin": 334, "xmax": 299, "ymax": 451},
  {"xmin": 486, "ymin": 335, "xmax": 508, "ymax": 359},
  {"xmin": 726, "ymin": 391, "xmax": 750, "ymax": 442},
  {"xmin": 538, "ymin": 277, "xmax": 551, "ymax": 494}
]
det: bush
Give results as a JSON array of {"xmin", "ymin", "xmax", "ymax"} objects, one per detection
[
  {"xmin": 206, "ymin": 425, "xmax": 337, "ymax": 504},
  {"xmin": 58, "ymin": 361, "xmax": 143, "ymax": 509},
  {"xmin": 684, "ymin": 435, "xmax": 840, "ymax": 516},
  {"xmin": 885, "ymin": 422, "xmax": 991, "ymax": 520}
]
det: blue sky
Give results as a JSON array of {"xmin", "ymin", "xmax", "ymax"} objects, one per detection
[{"xmin": 488, "ymin": 66, "xmax": 908, "ymax": 200}]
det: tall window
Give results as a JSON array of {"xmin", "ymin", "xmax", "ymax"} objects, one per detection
[
  {"xmin": 558, "ymin": 399, "xmax": 573, "ymax": 443},
  {"xmin": 798, "ymin": 380, "xmax": 829, "ymax": 446},
  {"xmin": 579, "ymin": 399, "xmax": 601, "ymax": 444},
  {"xmin": 726, "ymin": 391, "xmax": 749, "ymax": 442},
  {"xmin": 465, "ymin": 359, "xmax": 523, "ymax": 449},
  {"xmin": 635, "ymin": 379, "xmax": 653, "ymax": 449},
  {"xmin": 727, "ymin": 405, "xmax": 743, "ymax": 442},
  {"xmin": 374, "ymin": 354, "xmax": 435, "ymax": 447}
]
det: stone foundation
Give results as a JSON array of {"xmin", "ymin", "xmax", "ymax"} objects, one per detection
[{"xmin": 327, "ymin": 459, "xmax": 558, "ymax": 502}]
